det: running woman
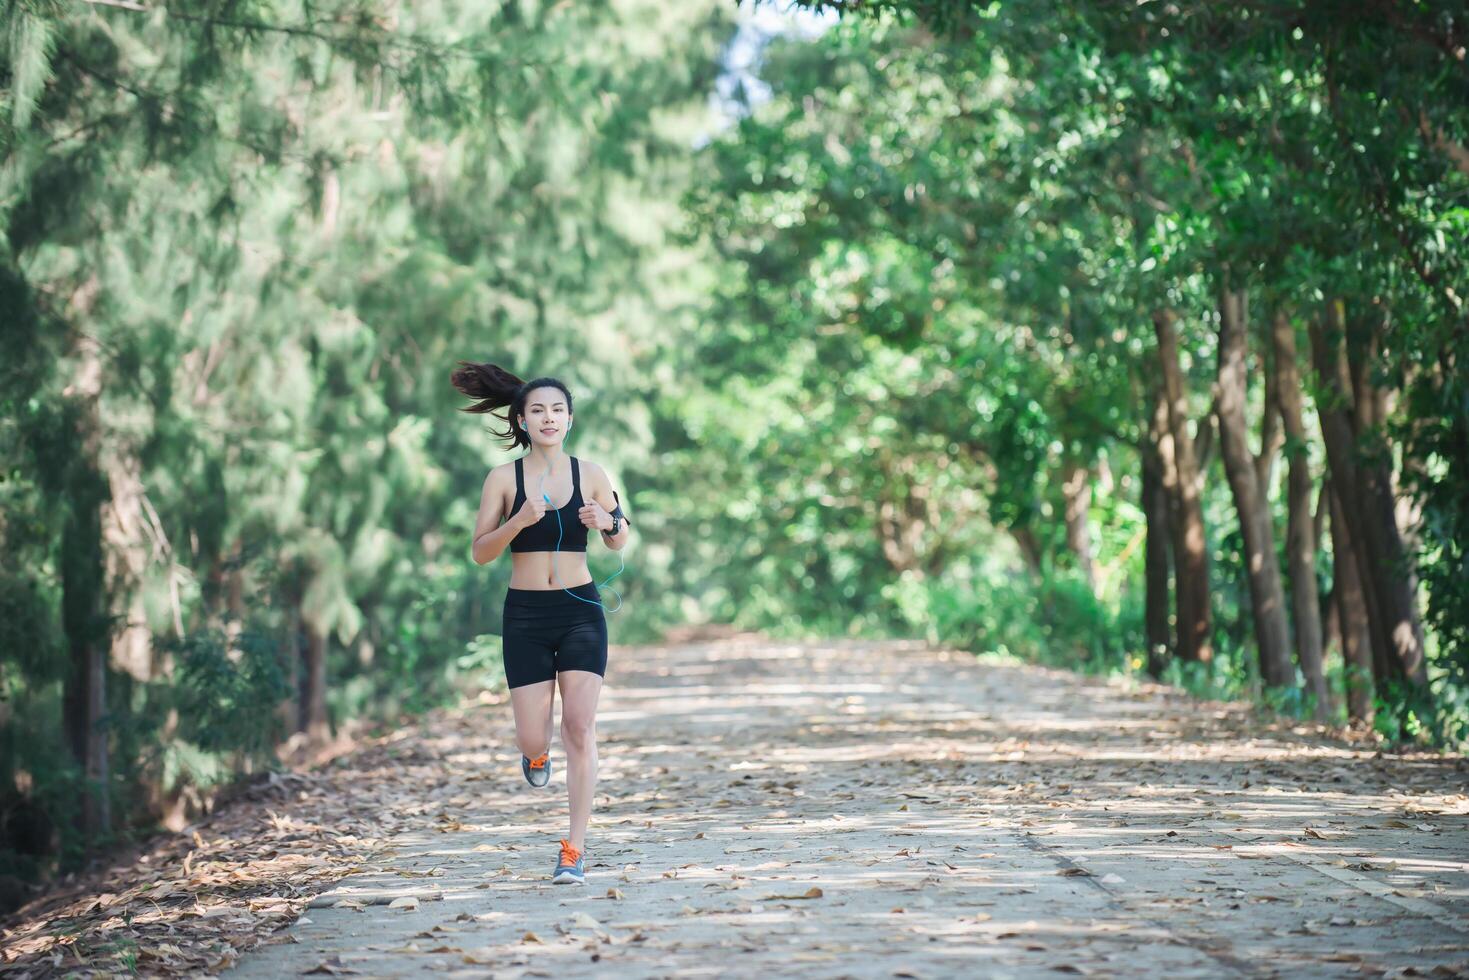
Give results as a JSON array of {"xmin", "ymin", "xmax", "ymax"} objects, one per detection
[{"xmin": 451, "ymin": 362, "xmax": 632, "ymax": 886}]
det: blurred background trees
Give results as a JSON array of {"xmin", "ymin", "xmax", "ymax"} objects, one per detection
[
  {"xmin": 1, "ymin": 0, "xmax": 731, "ymax": 892},
  {"xmin": 2, "ymin": 0, "xmax": 1464, "ymax": 904}
]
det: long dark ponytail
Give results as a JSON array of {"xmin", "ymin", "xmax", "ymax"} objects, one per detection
[{"xmin": 450, "ymin": 361, "xmax": 574, "ymax": 452}]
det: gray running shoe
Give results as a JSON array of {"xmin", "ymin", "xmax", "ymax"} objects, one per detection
[
  {"xmin": 553, "ymin": 839, "xmax": 585, "ymax": 885},
  {"xmin": 521, "ymin": 751, "xmax": 551, "ymax": 788}
]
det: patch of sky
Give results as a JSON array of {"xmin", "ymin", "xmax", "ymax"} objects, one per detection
[{"xmin": 697, "ymin": 1, "xmax": 836, "ymax": 148}]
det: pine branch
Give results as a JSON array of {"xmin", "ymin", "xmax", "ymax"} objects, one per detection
[
  {"xmin": 58, "ymin": 50, "xmax": 157, "ymax": 106},
  {"xmin": 45, "ymin": 109, "xmax": 131, "ymax": 149},
  {"xmin": 79, "ymin": 1, "xmax": 556, "ymax": 66},
  {"xmin": 54, "ymin": 50, "xmax": 314, "ymax": 168}
]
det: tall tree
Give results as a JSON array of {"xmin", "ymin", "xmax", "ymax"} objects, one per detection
[
  {"xmin": 1154, "ymin": 308, "xmax": 1213, "ymax": 664},
  {"xmin": 1215, "ymin": 287, "xmax": 1293, "ymax": 690},
  {"xmin": 1271, "ymin": 310, "xmax": 1328, "ymax": 717}
]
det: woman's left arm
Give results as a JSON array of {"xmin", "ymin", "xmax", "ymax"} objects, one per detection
[{"xmin": 579, "ymin": 462, "xmax": 631, "ymax": 552}]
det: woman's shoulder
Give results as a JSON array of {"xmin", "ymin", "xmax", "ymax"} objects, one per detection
[
  {"xmin": 574, "ymin": 456, "xmax": 610, "ymax": 480},
  {"xmin": 484, "ymin": 458, "xmax": 521, "ymax": 485}
]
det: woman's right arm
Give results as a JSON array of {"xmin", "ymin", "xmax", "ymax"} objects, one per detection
[{"xmin": 471, "ymin": 469, "xmax": 522, "ymax": 565}]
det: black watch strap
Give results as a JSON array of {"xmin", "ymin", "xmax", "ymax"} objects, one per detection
[{"xmin": 606, "ymin": 491, "xmax": 627, "ymax": 535}]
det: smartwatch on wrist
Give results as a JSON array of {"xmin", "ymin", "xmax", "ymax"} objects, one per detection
[{"xmin": 605, "ymin": 491, "xmax": 626, "ymax": 536}]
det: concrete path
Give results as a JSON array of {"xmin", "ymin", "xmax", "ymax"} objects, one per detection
[{"xmin": 230, "ymin": 636, "xmax": 1469, "ymax": 978}]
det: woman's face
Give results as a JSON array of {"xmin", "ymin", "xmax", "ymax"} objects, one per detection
[{"xmin": 521, "ymin": 386, "xmax": 570, "ymax": 445}]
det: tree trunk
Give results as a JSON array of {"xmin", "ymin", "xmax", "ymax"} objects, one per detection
[
  {"xmin": 1271, "ymin": 311, "xmax": 1328, "ymax": 718},
  {"xmin": 1141, "ymin": 385, "xmax": 1174, "ymax": 677},
  {"xmin": 277, "ymin": 584, "xmax": 302, "ymax": 739},
  {"xmin": 877, "ymin": 497, "xmax": 923, "ymax": 576},
  {"xmin": 226, "ymin": 541, "xmax": 246, "ymax": 646},
  {"xmin": 1309, "ymin": 300, "xmax": 1428, "ymax": 692},
  {"xmin": 1153, "ymin": 308, "xmax": 1213, "ymax": 663},
  {"xmin": 1321, "ymin": 583, "xmax": 1341, "ymax": 662},
  {"xmin": 302, "ymin": 621, "xmax": 332, "ymax": 746},
  {"xmin": 1308, "ymin": 311, "xmax": 1389, "ymax": 681},
  {"xmin": 1344, "ymin": 312, "xmax": 1428, "ymax": 689},
  {"xmin": 1061, "ymin": 460, "xmax": 1098, "ymax": 597},
  {"xmin": 1256, "ymin": 333, "xmax": 1284, "ymax": 492},
  {"xmin": 60, "ymin": 336, "xmax": 111, "ymax": 840},
  {"xmin": 875, "ymin": 452, "xmax": 941, "ymax": 577},
  {"xmin": 1215, "ymin": 289, "xmax": 1292, "ymax": 688},
  {"xmin": 1328, "ymin": 480, "xmax": 1376, "ymax": 723},
  {"xmin": 1315, "ymin": 449, "xmax": 1338, "ymax": 666},
  {"xmin": 1010, "ymin": 526, "xmax": 1043, "ymax": 575}
]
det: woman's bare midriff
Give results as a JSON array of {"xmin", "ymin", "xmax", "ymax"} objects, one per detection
[{"xmin": 509, "ymin": 551, "xmax": 595, "ymax": 590}]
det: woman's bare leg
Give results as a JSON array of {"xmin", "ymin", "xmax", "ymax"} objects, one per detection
[
  {"xmin": 509, "ymin": 680, "xmax": 556, "ymax": 760},
  {"xmin": 556, "ymin": 670, "xmax": 604, "ymax": 850}
]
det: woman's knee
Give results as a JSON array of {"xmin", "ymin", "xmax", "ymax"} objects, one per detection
[
  {"xmin": 517, "ymin": 729, "xmax": 551, "ymax": 757},
  {"xmin": 560, "ymin": 714, "xmax": 596, "ymax": 752},
  {"xmin": 516, "ymin": 716, "xmax": 552, "ymax": 757}
]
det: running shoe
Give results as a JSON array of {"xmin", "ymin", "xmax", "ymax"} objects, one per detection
[
  {"xmin": 521, "ymin": 751, "xmax": 552, "ymax": 788},
  {"xmin": 552, "ymin": 839, "xmax": 586, "ymax": 885}
]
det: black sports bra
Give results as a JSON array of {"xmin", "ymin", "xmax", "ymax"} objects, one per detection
[{"xmin": 509, "ymin": 455, "xmax": 588, "ymax": 553}]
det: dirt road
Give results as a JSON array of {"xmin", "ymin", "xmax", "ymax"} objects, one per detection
[{"xmin": 226, "ymin": 636, "xmax": 1469, "ymax": 978}]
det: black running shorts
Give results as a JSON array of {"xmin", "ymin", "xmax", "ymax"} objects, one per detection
[{"xmin": 501, "ymin": 582, "xmax": 609, "ymax": 689}]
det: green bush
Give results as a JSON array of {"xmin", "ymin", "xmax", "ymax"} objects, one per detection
[
  {"xmin": 165, "ymin": 627, "xmax": 291, "ymax": 760},
  {"xmin": 928, "ymin": 569, "xmax": 1143, "ymax": 676}
]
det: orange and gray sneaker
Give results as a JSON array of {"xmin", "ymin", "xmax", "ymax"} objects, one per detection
[
  {"xmin": 521, "ymin": 751, "xmax": 551, "ymax": 788},
  {"xmin": 553, "ymin": 838, "xmax": 585, "ymax": 885}
]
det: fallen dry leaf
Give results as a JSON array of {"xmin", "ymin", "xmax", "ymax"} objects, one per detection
[{"xmin": 6, "ymin": 636, "xmax": 1468, "ymax": 980}]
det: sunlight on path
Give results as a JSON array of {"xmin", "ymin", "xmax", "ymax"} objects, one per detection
[{"xmin": 230, "ymin": 637, "xmax": 1469, "ymax": 979}]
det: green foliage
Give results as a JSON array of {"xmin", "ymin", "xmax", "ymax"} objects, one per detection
[
  {"xmin": 5, "ymin": 0, "xmax": 1468, "ymax": 896},
  {"xmin": 694, "ymin": 0, "xmax": 1469, "ymax": 748},
  {"xmin": 1, "ymin": 0, "xmax": 737, "ymax": 875},
  {"xmin": 1, "ymin": 1, "xmax": 59, "ymax": 132},
  {"xmin": 455, "ymin": 633, "xmax": 507, "ymax": 693},
  {"xmin": 788, "ymin": 0, "xmax": 1469, "ymax": 745},
  {"xmin": 0, "ymin": 568, "xmax": 61, "ymax": 681},
  {"xmin": 165, "ymin": 628, "xmax": 291, "ymax": 760},
  {"xmin": 930, "ymin": 569, "xmax": 1143, "ymax": 677}
]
